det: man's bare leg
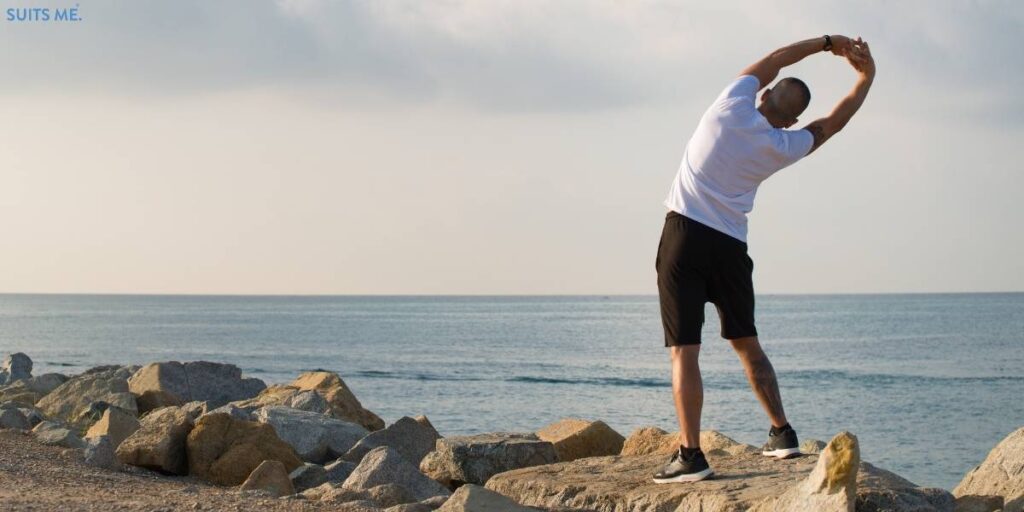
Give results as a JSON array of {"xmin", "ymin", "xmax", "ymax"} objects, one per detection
[
  {"xmin": 729, "ymin": 336, "xmax": 788, "ymax": 428},
  {"xmin": 669, "ymin": 345, "xmax": 703, "ymax": 448}
]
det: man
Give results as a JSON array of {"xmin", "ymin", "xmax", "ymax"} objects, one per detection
[{"xmin": 652, "ymin": 35, "xmax": 876, "ymax": 483}]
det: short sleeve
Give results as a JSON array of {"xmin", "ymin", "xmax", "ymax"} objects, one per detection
[
  {"xmin": 776, "ymin": 128, "xmax": 815, "ymax": 162},
  {"xmin": 715, "ymin": 75, "xmax": 760, "ymax": 103}
]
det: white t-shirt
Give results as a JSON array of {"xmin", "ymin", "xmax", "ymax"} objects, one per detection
[{"xmin": 663, "ymin": 75, "xmax": 814, "ymax": 242}]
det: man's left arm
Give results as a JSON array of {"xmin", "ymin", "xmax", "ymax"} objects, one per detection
[{"xmin": 740, "ymin": 35, "xmax": 853, "ymax": 88}]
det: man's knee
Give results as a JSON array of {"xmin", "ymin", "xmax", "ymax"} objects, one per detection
[
  {"xmin": 669, "ymin": 344, "xmax": 701, "ymax": 360},
  {"xmin": 729, "ymin": 336, "xmax": 763, "ymax": 357}
]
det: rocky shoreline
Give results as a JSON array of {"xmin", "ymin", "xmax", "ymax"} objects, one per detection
[{"xmin": 0, "ymin": 352, "xmax": 1019, "ymax": 512}]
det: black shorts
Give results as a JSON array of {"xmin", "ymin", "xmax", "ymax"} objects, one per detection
[{"xmin": 655, "ymin": 211, "xmax": 757, "ymax": 346}]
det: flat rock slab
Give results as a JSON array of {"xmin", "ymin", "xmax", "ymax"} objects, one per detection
[{"xmin": 486, "ymin": 447, "xmax": 952, "ymax": 512}]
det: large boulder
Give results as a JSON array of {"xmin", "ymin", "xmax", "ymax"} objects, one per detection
[
  {"xmin": 343, "ymin": 446, "xmax": 451, "ymax": 502},
  {"xmin": 0, "ymin": 408, "xmax": 31, "ymax": 430},
  {"xmin": 436, "ymin": 484, "xmax": 536, "ymax": 512},
  {"xmin": 536, "ymin": 418, "xmax": 625, "ymax": 462},
  {"xmin": 486, "ymin": 430, "xmax": 952, "ymax": 512},
  {"xmin": 240, "ymin": 460, "xmax": 295, "ymax": 497},
  {"xmin": 83, "ymin": 435, "xmax": 120, "ymax": 470},
  {"xmin": 128, "ymin": 361, "xmax": 265, "ymax": 413},
  {"xmin": 115, "ymin": 405, "xmax": 194, "ymax": 475},
  {"xmin": 343, "ymin": 416, "xmax": 441, "ymax": 466},
  {"xmin": 419, "ymin": 432, "xmax": 557, "ymax": 488},
  {"xmin": 619, "ymin": 426, "xmax": 755, "ymax": 457},
  {"xmin": 85, "ymin": 407, "xmax": 140, "ymax": 449},
  {"xmin": 32, "ymin": 421, "xmax": 85, "ymax": 448},
  {"xmin": 186, "ymin": 412, "xmax": 303, "ymax": 486},
  {"xmin": 36, "ymin": 366, "xmax": 137, "ymax": 427},
  {"xmin": 290, "ymin": 463, "xmax": 328, "ymax": 492},
  {"xmin": 293, "ymin": 371, "xmax": 385, "ymax": 431},
  {"xmin": 954, "ymin": 426, "xmax": 1024, "ymax": 512},
  {"xmin": 326, "ymin": 459, "xmax": 358, "ymax": 483},
  {"xmin": 252, "ymin": 405, "xmax": 368, "ymax": 463},
  {"xmin": 1, "ymin": 352, "xmax": 32, "ymax": 385}
]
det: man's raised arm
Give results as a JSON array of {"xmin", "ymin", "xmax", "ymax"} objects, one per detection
[
  {"xmin": 803, "ymin": 41, "xmax": 876, "ymax": 154},
  {"xmin": 740, "ymin": 35, "xmax": 853, "ymax": 88}
]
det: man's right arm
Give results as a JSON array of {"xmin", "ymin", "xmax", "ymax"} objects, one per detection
[{"xmin": 804, "ymin": 42, "xmax": 876, "ymax": 154}]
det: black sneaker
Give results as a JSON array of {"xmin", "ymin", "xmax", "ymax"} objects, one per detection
[
  {"xmin": 652, "ymin": 447, "xmax": 713, "ymax": 483},
  {"xmin": 761, "ymin": 426, "xmax": 801, "ymax": 459}
]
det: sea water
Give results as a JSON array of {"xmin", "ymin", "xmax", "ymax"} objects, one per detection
[{"xmin": 1, "ymin": 293, "xmax": 1021, "ymax": 490}]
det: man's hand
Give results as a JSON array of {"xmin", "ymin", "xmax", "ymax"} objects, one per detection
[
  {"xmin": 845, "ymin": 41, "xmax": 875, "ymax": 80},
  {"xmin": 828, "ymin": 35, "xmax": 855, "ymax": 56}
]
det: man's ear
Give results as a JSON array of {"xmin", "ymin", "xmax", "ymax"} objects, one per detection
[{"xmin": 760, "ymin": 88, "xmax": 771, "ymax": 102}]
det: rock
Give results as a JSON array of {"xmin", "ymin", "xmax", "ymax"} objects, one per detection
[
  {"xmin": 85, "ymin": 407, "xmax": 140, "ymax": 449},
  {"xmin": 290, "ymin": 463, "xmax": 328, "ymax": 492},
  {"xmin": 128, "ymin": 361, "xmax": 266, "ymax": 413},
  {"xmin": 0, "ymin": 407, "xmax": 31, "ymax": 430},
  {"xmin": 253, "ymin": 405, "xmax": 368, "ymax": 463},
  {"xmin": 32, "ymin": 420, "xmax": 85, "ymax": 448},
  {"xmin": 301, "ymin": 482, "xmax": 337, "ymax": 501},
  {"xmin": 204, "ymin": 403, "xmax": 252, "ymax": 421},
  {"xmin": 186, "ymin": 412, "xmax": 303, "ymax": 486},
  {"xmin": 419, "ymin": 432, "xmax": 558, "ymax": 488},
  {"xmin": 344, "ymin": 446, "xmax": 451, "ymax": 502},
  {"xmin": 1, "ymin": 352, "xmax": 32, "ymax": 384},
  {"xmin": 801, "ymin": 438, "xmax": 827, "ymax": 454},
  {"xmin": 436, "ymin": 484, "xmax": 536, "ymax": 512},
  {"xmin": 856, "ymin": 460, "xmax": 954, "ymax": 511},
  {"xmin": 287, "ymin": 390, "xmax": 329, "ymax": 414},
  {"xmin": 83, "ymin": 435, "xmax": 120, "ymax": 470},
  {"xmin": 486, "ymin": 430, "xmax": 946, "ymax": 512},
  {"xmin": 36, "ymin": 366, "xmax": 137, "ymax": 427},
  {"xmin": 749, "ymin": 431, "xmax": 860, "ymax": 511},
  {"xmin": 24, "ymin": 373, "xmax": 69, "ymax": 395},
  {"xmin": 321, "ymin": 485, "xmax": 371, "ymax": 503},
  {"xmin": 954, "ymin": 426, "xmax": 1024, "ymax": 512},
  {"xmin": 414, "ymin": 415, "xmax": 438, "ymax": 433},
  {"xmin": 420, "ymin": 495, "xmax": 450, "ymax": 508},
  {"xmin": 18, "ymin": 406, "xmax": 45, "ymax": 427},
  {"xmin": 326, "ymin": 459, "xmax": 359, "ymax": 483},
  {"xmin": 619, "ymin": 426, "xmax": 754, "ymax": 457},
  {"xmin": 954, "ymin": 494, "xmax": 1004, "ymax": 512},
  {"xmin": 240, "ymin": 460, "xmax": 296, "ymax": 498},
  {"xmin": 0, "ymin": 381, "xmax": 44, "ymax": 406},
  {"xmin": 620, "ymin": 425, "xmax": 673, "ymax": 456},
  {"xmin": 386, "ymin": 503, "xmax": 436, "ymax": 512},
  {"xmin": 343, "ymin": 416, "xmax": 441, "ymax": 466},
  {"xmin": 536, "ymin": 418, "xmax": 625, "ymax": 462},
  {"xmin": 368, "ymin": 483, "xmax": 418, "ymax": 507},
  {"xmin": 134, "ymin": 389, "xmax": 184, "ymax": 413},
  {"xmin": 115, "ymin": 404, "xmax": 194, "ymax": 475},
  {"xmin": 292, "ymin": 371, "xmax": 385, "ymax": 431}
]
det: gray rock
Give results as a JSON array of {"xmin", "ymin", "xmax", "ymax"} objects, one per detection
[
  {"xmin": 24, "ymin": 373, "xmax": 69, "ymax": 395},
  {"xmin": 326, "ymin": 459, "xmax": 358, "ymax": 483},
  {"xmin": 954, "ymin": 426, "xmax": 1024, "ymax": 512},
  {"xmin": 128, "ymin": 361, "xmax": 266, "ymax": 412},
  {"xmin": 343, "ymin": 416, "xmax": 441, "ymax": 466},
  {"xmin": 0, "ymin": 407, "xmax": 31, "ymax": 430},
  {"xmin": 290, "ymin": 463, "xmax": 328, "ymax": 492},
  {"xmin": 385, "ymin": 503, "xmax": 436, "ymax": 512},
  {"xmin": 36, "ymin": 366, "xmax": 137, "ymax": 427},
  {"xmin": 954, "ymin": 494, "xmax": 1004, "ymax": 512},
  {"xmin": 436, "ymin": 484, "xmax": 535, "ymax": 512},
  {"xmin": 2, "ymin": 353, "xmax": 32, "ymax": 384},
  {"xmin": 204, "ymin": 403, "xmax": 253, "ymax": 421},
  {"xmin": 253, "ymin": 405, "xmax": 368, "ymax": 463},
  {"xmin": 84, "ymin": 435, "xmax": 120, "ymax": 470},
  {"xmin": 287, "ymin": 390, "xmax": 329, "ymax": 414},
  {"xmin": 344, "ymin": 446, "xmax": 451, "ymax": 502},
  {"xmin": 32, "ymin": 420, "xmax": 85, "ymax": 448},
  {"xmin": 419, "ymin": 432, "xmax": 557, "ymax": 488},
  {"xmin": 19, "ymin": 407, "xmax": 45, "ymax": 427},
  {"xmin": 856, "ymin": 461, "xmax": 955, "ymax": 512},
  {"xmin": 368, "ymin": 483, "xmax": 417, "ymax": 507}
]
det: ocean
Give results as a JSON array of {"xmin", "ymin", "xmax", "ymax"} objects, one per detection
[{"xmin": 1, "ymin": 293, "xmax": 1021, "ymax": 490}]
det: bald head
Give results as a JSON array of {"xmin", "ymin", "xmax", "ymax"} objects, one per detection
[{"xmin": 760, "ymin": 77, "xmax": 811, "ymax": 128}]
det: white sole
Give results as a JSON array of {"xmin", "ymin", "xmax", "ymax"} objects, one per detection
[
  {"xmin": 652, "ymin": 468, "xmax": 714, "ymax": 483},
  {"xmin": 762, "ymin": 447, "xmax": 801, "ymax": 459}
]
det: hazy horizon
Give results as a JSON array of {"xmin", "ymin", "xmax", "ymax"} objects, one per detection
[{"xmin": 2, "ymin": 1, "xmax": 1021, "ymax": 295}]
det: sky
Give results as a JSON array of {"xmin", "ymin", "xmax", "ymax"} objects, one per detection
[{"xmin": 1, "ymin": 0, "xmax": 1021, "ymax": 295}]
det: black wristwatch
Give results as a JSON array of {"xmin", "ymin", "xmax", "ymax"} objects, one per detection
[{"xmin": 823, "ymin": 34, "xmax": 833, "ymax": 52}]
